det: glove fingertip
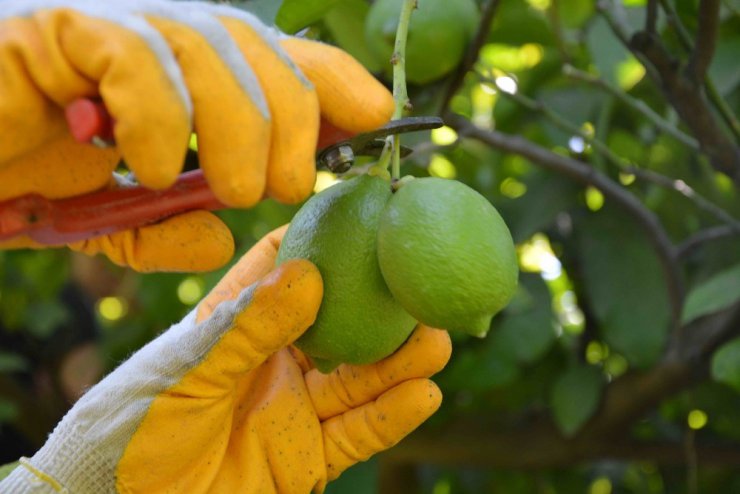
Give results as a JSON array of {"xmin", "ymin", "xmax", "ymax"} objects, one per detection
[{"xmin": 241, "ymin": 259, "xmax": 324, "ymax": 349}]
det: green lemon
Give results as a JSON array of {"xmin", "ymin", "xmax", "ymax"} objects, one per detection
[
  {"xmin": 276, "ymin": 175, "xmax": 417, "ymax": 373},
  {"xmin": 377, "ymin": 177, "xmax": 518, "ymax": 337},
  {"xmin": 365, "ymin": 0, "xmax": 479, "ymax": 84}
]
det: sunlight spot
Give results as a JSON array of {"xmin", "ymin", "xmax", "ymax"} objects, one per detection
[
  {"xmin": 499, "ymin": 177, "xmax": 527, "ymax": 198},
  {"xmin": 189, "ymin": 133, "xmax": 198, "ymax": 151},
  {"xmin": 569, "ymin": 136, "xmax": 586, "ymax": 154},
  {"xmin": 605, "ymin": 354, "xmax": 629, "ymax": 378},
  {"xmin": 97, "ymin": 297, "xmax": 127, "ymax": 321},
  {"xmin": 314, "ymin": 171, "xmax": 340, "ymax": 193},
  {"xmin": 432, "ymin": 478, "xmax": 452, "ymax": 494},
  {"xmin": 617, "ymin": 56, "xmax": 646, "ymax": 90},
  {"xmin": 688, "ymin": 409, "xmax": 708, "ymax": 430},
  {"xmin": 586, "ymin": 341, "xmax": 610, "ymax": 364},
  {"xmin": 496, "ymin": 76, "xmax": 518, "ymax": 94},
  {"xmin": 480, "ymin": 43, "xmax": 544, "ymax": 72},
  {"xmin": 585, "ymin": 187, "xmax": 604, "ymax": 211},
  {"xmin": 472, "ymin": 84, "xmax": 496, "ymax": 128},
  {"xmin": 590, "ymin": 477, "xmax": 612, "ymax": 494},
  {"xmin": 178, "ymin": 277, "xmax": 204, "ymax": 306},
  {"xmin": 619, "ymin": 172, "xmax": 636, "ymax": 185},
  {"xmin": 526, "ymin": 0, "xmax": 551, "ymax": 9},
  {"xmin": 428, "ymin": 155, "xmax": 457, "ymax": 179},
  {"xmin": 431, "ymin": 126, "xmax": 458, "ymax": 145},
  {"xmin": 518, "ymin": 234, "xmax": 562, "ymax": 280}
]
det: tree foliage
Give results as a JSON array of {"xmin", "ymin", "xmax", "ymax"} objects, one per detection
[{"xmin": 2, "ymin": 0, "xmax": 740, "ymax": 492}]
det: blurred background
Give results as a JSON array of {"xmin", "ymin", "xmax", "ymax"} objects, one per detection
[{"xmin": 2, "ymin": 0, "xmax": 740, "ymax": 492}]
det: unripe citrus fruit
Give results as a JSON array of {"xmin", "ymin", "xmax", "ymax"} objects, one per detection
[
  {"xmin": 276, "ymin": 175, "xmax": 417, "ymax": 373},
  {"xmin": 377, "ymin": 177, "xmax": 518, "ymax": 337},
  {"xmin": 365, "ymin": 0, "xmax": 479, "ymax": 84}
]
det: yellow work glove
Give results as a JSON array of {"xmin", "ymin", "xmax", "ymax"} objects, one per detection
[
  {"xmin": 0, "ymin": 0, "xmax": 394, "ymax": 272},
  {"xmin": 0, "ymin": 226, "xmax": 452, "ymax": 493}
]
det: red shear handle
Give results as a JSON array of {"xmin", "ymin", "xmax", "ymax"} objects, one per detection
[{"xmin": 0, "ymin": 99, "xmax": 355, "ymax": 245}]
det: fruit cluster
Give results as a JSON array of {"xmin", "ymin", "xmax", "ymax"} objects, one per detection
[{"xmin": 277, "ymin": 174, "xmax": 518, "ymax": 373}]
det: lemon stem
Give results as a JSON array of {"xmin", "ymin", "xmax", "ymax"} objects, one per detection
[{"xmin": 379, "ymin": 0, "xmax": 416, "ymax": 181}]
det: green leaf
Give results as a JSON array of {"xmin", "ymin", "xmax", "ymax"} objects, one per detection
[
  {"xmin": 0, "ymin": 398, "xmax": 18, "ymax": 423},
  {"xmin": 24, "ymin": 301, "xmax": 71, "ymax": 339},
  {"xmin": 487, "ymin": 273, "xmax": 556, "ymax": 364},
  {"xmin": 276, "ymin": 0, "xmax": 343, "ymax": 33},
  {"xmin": 682, "ymin": 263, "xmax": 740, "ymax": 324},
  {"xmin": 324, "ymin": 0, "xmax": 383, "ymax": 72},
  {"xmin": 576, "ymin": 206, "xmax": 671, "ymax": 367},
  {"xmin": 711, "ymin": 337, "xmax": 740, "ymax": 393},
  {"xmin": 501, "ymin": 170, "xmax": 581, "ymax": 243},
  {"xmin": 0, "ymin": 352, "xmax": 28, "ymax": 373},
  {"xmin": 439, "ymin": 345, "xmax": 520, "ymax": 392},
  {"xmin": 232, "ymin": 0, "xmax": 283, "ymax": 25},
  {"xmin": 550, "ymin": 365, "xmax": 603, "ymax": 436}
]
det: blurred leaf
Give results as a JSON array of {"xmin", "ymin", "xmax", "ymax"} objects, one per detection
[
  {"xmin": 324, "ymin": 457, "xmax": 377, "ymax": 494},
  {"xmin": 558, "ymin": 0, "xmax": 594, "ymax": 29},
  {"xmin": 586, "ymin": 17, "xmax": 631, "ymax": 85},
  {"xmin": 276, "ymin": 0, "xmax": 343, "ymax": 33},
  {"xmin": 0, "ymin": 398, "xmax": 18, "ymax": 423},
  {"xmin": 683, "ymin": 263, "xmax": 740, "ymax": 324},
  {"xmin": 538, "ymin": 87, "xmax": 604, "ymax": 145},
  {"xmin": 488, "ymin": 273, "xmax": 556, "ymax": 364},
  {"xmin": 440, "ymin": 344, "xmax": 520, "ymax": 392},
  {"xmin": 711, "ymin": 337, "xmax": 740, "ymax": 393},
  {"xmin": 550, "ymin": 365, "xmax": 603, "ymax": 436},
  {"xmin": 0, "ymin": 352, "xmax": 28, "ymax": 373},
  {"xmin": 489, "ymin": 1, "xmax": 553, "ymax": 45},
  {"xmin": 709, "ymin": 37, "xmax": 740, "ymax": 95},
  {"xmin": 233, "ymin": 0, "xmax": 283, "ymax": 25},
  {"xmin": 576, "ymin": 206, "xmax": 671, "ymax": 367},
  {"xmin": 502, "ymin": 170, "xmax": 580, "ymax": 243},
  {"xmin": 24, "ymin": 301, "xmax": 71, "ymax": 339},
  {"xmin": 324, "ymin": 0, "xmax": 382, "ymax": 72}
]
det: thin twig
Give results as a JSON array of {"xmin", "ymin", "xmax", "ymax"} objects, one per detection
[
  {"xmin": 658, "ymin": 0, "xmax": 698, "ymax": 51},
  {"xmin": 597, "ymin": 0, "xmax": 661, "ymax": 81},
  {"xmin": 548, "ymin": 0, "xmax": 573, "ymax": 64},
  {"xmin": 646, "ymin": 0, "xmax": 659, "ymax": 34},
  {"xmin": 563, "ymin": 66, "xmax": 699, "ymax": 149},
  {"xmin": 444, "ymin": 113, "xmax": 685, "ymax": 323},
  {"xmin": 658, "ymin": 0, "xmax": 740, "ymax": 140},
  {"xmin": 630, "ymin": 32, "xmax": 740, "ymax": 179},
  {"xmin": 689, "ymin": 0, "xmax": 721, "ymax": 81},
  {"xmin": 601, "ymin": 0, "xmax": 740, "ymax": 155},
  {"xmin": 439, "ymin": 0, "xmax": 501, "ymax": 113},
  {"xmin": 676, "ymin": 225, "xmax": 740, "ymax": 258},
  {"xmin": 627, "ymin": 168, "xmax": 740, "ymax": 231},
  {"xmin": 480, "ymin": 73, "xmax": 739, "ymax": 233}
]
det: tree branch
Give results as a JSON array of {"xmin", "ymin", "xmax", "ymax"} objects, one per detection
[
  {"xmin": 444, "ymin": 113, "xmax": 685, "ymax": 323},
  {"xmin": 438, "ymin": 0, "xmax": 501, "ymax": 113},
  {"xmin": 562, "ymin": 65, "xmax": 699, "ymax": 150},
  {"xmin": 646, "ymin": 0, "xmax": 659, "ymax": 34},
  {"xmin": 676, "ymin": 225, "xmax": 740, "ymax": 259},
  {"xmin": 689, "ymin": 0, "xmax": 721, "ymax": 81},
  {"xmin": 385, "ymin": 305, "xmax": 740, "ymax": 470},
  {"xmin": 630, "ymin": 31, "xmax": 740, "ymax": 181}
]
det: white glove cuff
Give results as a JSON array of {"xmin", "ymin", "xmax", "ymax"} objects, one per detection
[{"xmin": 0, "ymin": 420, "xmax": 116, "ymax": 493}]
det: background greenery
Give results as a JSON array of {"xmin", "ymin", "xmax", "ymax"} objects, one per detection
[{"xmin": 2, "ymin": 0, "xmax": 740, "ymax": 492}]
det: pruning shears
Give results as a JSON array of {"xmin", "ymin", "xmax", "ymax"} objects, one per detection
[{"xmin": 0, "ymin": 99, "xmax": 443, "ymax": 245}]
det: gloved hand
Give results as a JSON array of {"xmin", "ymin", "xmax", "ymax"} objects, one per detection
[
  {"xmin": 0, "ymin": 226, "xmax": 452, "ymax": 493},
  {"xmin": 0, "ymin": 0, "xmax": 394, "ymax": 272}
]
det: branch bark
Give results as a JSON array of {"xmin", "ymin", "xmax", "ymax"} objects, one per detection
[
  {"xmin": 688, "ymin": 0, "xmax": 721, "ymax": 81},
  {"xmin": 438, "ymin": 0, "xmax": 501, "ymax": 113},
  {"xmin": 444, "ymin": 113, "xmax": 685, "ymax": 324}
]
